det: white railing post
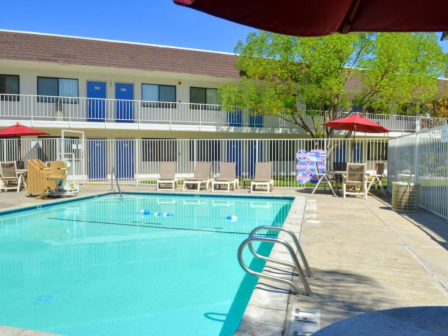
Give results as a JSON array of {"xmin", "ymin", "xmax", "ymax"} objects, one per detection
[
  {"xmin": 413, "ymin": 131, "xmax": 420, "ymax": 184},
  {"xmin": 135, "ymin": 139, "xmax": 139, "ymax": 186}
]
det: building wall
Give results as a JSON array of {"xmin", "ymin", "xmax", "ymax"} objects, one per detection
[{"xmin": 0, "ymin": 60, "xmax": 238, "ymax": 103}]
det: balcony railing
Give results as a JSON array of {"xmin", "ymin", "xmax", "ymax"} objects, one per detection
[{"xmin": 0, "ymin": 94, "xmax": 445, "ymax": 132}]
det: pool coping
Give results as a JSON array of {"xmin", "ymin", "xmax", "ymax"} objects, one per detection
[{"xmin": 234, "ymin": 195, "xmax": 309, "ymax": 336}]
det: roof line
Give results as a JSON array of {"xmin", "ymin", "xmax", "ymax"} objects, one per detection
[{"xmin": 0, "ymin": 29, "xmax": 237, "ymax": 56}]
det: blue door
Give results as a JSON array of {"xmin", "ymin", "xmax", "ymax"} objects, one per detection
[
  {"xmin": 334, "ymin": 143, "xmax": 346, "ymax": 163},
  {"xmin": 248, "ymin": 141, "xmax": 262, "ymax": 176},
  {"xmin": 116, "ymin": 139, "xmax": 134, "ymax": 179},
  {"xmin": 228, "ymin": 109, "xmax": 242, "ymax": 127},
  {"xmin": 87, "ymin": 81, "xmax": 106, "ymax": 122},
  {"xmin": 227, "ymin": 140, "xmax": 242, "ymax": 177},
  {"xmin": 352, "ymin": 143, "xmax": 363, "ymax": 162},
  {"xmin": 88, "ymin": 139, "xmax": 106, "ymax": 180},
  {"xmin": 116, "ymin": 83, "xmax": 134, "ymax": 122},
  {"xmin": 249, "ymin": 112, "xmax": 263, "ymax": 128}
]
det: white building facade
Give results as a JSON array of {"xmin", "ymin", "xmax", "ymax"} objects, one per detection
[{"xmin": 0, "ymin": 30, "xmax": 443, "ymax": 185}]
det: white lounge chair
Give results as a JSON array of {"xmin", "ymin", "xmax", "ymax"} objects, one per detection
[
  {"xmin": 343, "ymin": 163, "xmax": 368, "ymax": 199},
  {"xmin": 212, "ymin": 162, "xmax": 238, "ymax": 192},
  {"xmin": 183, "ymin": 162, "xmax": 212, "ymax": 191},
  {"xmin": 156, "ymin": 162, "xmax": 178, "ymax": 191},
  {"xmin": 250, "ymin": 162, "xmax": 274, "ymax": 194},
  {"xmin": 0, "ymin": 161, "xmax": 24, "ymax": 193}
]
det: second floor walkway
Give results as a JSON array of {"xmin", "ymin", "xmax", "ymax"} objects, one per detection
[{"xmin": 0, "ymin": 94, "xmax": 445, "ymax": 134}]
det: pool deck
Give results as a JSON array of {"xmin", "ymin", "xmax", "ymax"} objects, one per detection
[{"xmin": 1, "ymin": 185, "xmax": 448, "ymax": 335}]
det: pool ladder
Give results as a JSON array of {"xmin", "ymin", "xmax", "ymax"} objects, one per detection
[
  {"xmin": 111, "ymin": 167, "xmax": 123, "ymax": 200},
  {"xmin": 238, "ymin": 226, "xmax": 314, "ymax": 297}
]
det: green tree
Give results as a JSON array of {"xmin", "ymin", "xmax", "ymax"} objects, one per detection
[{"xmin": 219, "ymin": 32, "xmax": 446, "ymax": 138}]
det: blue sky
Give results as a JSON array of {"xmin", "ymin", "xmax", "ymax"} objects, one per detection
[{"xmin": 2, "ymin": 0, "xmax": 448, "ymax": 53}]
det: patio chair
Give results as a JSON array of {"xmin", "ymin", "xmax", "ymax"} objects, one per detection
[
  {"xmin": 48, "ymin": 161, "xmax": 69, "ymax": 182},
  {"xmin": 0, "ymin": 161, "xmax": 25, "ymax": 193},
  {"xmin": 212, "ymin": 162, "xmax": 238, "ymax": 192},
  {"xmin": 368, "ymin": 163, "xmax": 387, "ymax": 196},
  {"xmin": 27, "ymin": 159, "xmax": 55, "ymax": 196},
  {"xmin": 250, "ymin": 162, "xmax": 274, "ymax": 194},
  {"xmin": 342, "ymin": 163, "xmax": 368, "ymax": 199},
  {"xmin": 183, "ymin": 162, "xmax": 213, "ymax": 191},
  {"xmin": 311, "ymin": 162, "xmax": 337, "ymax": 196},
  {"xmin": 156, "ymin": 162, "xmax": 178, "ymax": 191}
]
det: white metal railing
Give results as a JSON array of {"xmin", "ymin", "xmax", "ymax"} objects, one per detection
[
  {"xmin": 1, "ymin": 94, "xmax": 445, "ymax": 132},
  {"xmin": 343, "ymin": 112, "xmax": 447, "ymax": 133},
  {"xmin": 388, "ymin": 126, "xmax": 448, "ymax": 219},
  {"xmin": 2, "ymin": 138, "xmax": 388, "ymax": 188}
]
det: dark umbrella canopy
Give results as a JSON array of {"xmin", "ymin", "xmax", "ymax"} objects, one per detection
[{"xmin": 174, "ymin": 0, "xmax": 448, "ymax": 37}]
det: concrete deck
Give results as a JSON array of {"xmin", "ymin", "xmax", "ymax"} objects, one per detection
[{"xmin": 1, "ymin": 185, "xmax": 448, "ymax": 335}]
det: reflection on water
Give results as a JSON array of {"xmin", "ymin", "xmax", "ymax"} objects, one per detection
[{"xmin": 0, "ymin": 194, "xmax": 292, "ymax": 336}]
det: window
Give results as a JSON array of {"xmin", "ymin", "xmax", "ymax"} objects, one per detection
[
  {"xmin": 189, "ymin": 140, "xmax": 221, "ymax": 161},
  {"xmin": 190, "ymin": 87, "xmax": 220, "ymax": 110},
  {"xmin": 141, "ymin": 84, "xmax": 176, "ymax": 108},
  {"xmin": 0, "ymin": 75, "xmax": 19, "ymax": 101},
  {"xmin": 37, "ymin": 77, "xmax": 78, "ymax": 103},
  {"xmin": 142, "ymin": 139, "xmax": 177, "ymax": 162}
]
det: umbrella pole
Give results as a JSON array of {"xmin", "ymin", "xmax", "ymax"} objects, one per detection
[
  {"xmin": 351, "ymin": 125, "xmax": 357, "ymax": 163},
  {"xmin": 18, "ymin": 137, "xmax": 22, "ymax": 169}
]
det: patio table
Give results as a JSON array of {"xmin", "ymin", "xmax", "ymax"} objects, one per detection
[{"xmin": 329, "ymin": 170, "xmax": 386, "ymax": 197}]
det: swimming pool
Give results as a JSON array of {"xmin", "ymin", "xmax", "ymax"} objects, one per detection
[{"xmin": 0, "ymin": 193, "xmax": 292, "ymax": 335}]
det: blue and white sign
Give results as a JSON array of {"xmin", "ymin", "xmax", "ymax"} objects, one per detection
[
  {"xmin": 296, "ymin": 163, "xmax": 309, "ymax": 173},
  {"xmin": 296, "ymin": 173, "xmax": 310, "ymax": 184},
  {"xmin": 309, "ymin": 173, "xmax": 320, "ymax": 184},
  {"xmin": 317, "ymin": 161, "xmax": 326, "ymax": 173},
  {"xmin": 296, "ymin": 148, "xmax": 327, "ymax": 185},
  {"xmin": 308, "ymin": 149, "xmax": 326, "ymax": 162},
  {"xmin": 296, "ymin": 150, "xmax": 308, "ymax": 162}
]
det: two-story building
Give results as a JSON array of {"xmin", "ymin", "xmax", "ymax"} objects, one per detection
[{"xmin": 0, "ymin": 30, "xmax": 444, "ymax": 183}]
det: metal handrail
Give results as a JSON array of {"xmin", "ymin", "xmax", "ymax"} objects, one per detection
[
  {"xmin": 111, "ymin": 167, "xmax": 123, "ymax": 200},
  {"xmin": 248, "ymin": 226, "xmax": 313, "ymax": 278},
  {"xmin": 238, "ymin": 236, "xmax": 313, "ymax": 297}
]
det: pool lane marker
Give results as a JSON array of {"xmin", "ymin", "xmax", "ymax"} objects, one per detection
[{"xmin": 46, "ymin": 217, "xmax": 279, "ymax": 236}]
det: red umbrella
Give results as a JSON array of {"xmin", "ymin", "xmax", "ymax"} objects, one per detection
[
  {"xmin": 0, "ymin": 122, "xmax": 50, "ymax": 168},
  {"xmin": 174, "ymin": 0, "xmax": 448, "ymax": 37},
  {"xmin": 323, "ymin": 113, "xmax": 390, "ymax": 161}
]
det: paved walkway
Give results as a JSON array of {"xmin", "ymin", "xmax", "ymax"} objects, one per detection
[
  {"xmin": 287, "ymin": 189, "xmax": 448, "ymax": 333},
  {"xmin": 1, "ymin": 186, "xmax": 448, "ymax": 335}
]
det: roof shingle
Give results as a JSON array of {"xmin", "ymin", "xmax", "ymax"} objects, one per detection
[{"xmin": 0, "ymin": 31, "xmax": 240, "ymax": 78}]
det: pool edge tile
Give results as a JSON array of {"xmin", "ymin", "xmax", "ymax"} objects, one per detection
[{"xmin": 235, "ymin": 195, "xmax": 308, "ymax": 335}]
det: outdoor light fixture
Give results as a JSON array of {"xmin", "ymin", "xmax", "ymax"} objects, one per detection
[{"xmin": 442, "ymin": 32, "xmax": 448, "ymax": 41}]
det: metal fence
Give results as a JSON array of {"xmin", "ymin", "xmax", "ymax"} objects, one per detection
[
  {"xmin": 1, "ymin": 137, "xmax": 388, "ymax": 188},
  {"xmin": 388, "ymin": 126, "xmax": 448, "ymax": 219},
  {"xmin": 1, "ymin": 94, "xmax": 446, "ymax": 132}
]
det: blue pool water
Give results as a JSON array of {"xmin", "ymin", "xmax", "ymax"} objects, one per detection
[{"xmin": 0, "ymin": 194, "xmax": 292, "ymax": 336}]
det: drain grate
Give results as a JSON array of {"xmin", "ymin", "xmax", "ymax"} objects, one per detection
[
  {"xmin": 285, "ymin": 307, "xmax": 320, "ymax": 336},
  {"xmin": 34, "ymin": 294, "xmax": 55, "ymax": 304}
]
